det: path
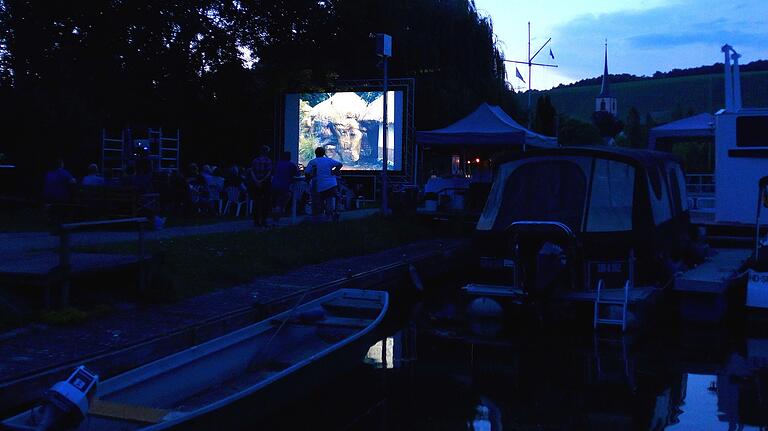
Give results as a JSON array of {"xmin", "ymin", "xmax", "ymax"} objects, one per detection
[{"xmin": 0, "ymin": 209, "xmax": 379, "ymax": 257}]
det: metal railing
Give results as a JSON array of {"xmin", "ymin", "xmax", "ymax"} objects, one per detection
[
  {"xmin": 686, "ymin": 174, "xmax": 715, "ymax": 213},
  {"xmin": 55, "ymin": 217, "xmax": 149, "ymax": 307},
  {"xmin": 686, "ymin": 174, "xmax": 715, "ymax": 196}
]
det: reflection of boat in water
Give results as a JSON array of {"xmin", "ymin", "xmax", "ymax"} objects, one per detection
[
  {"xmin": 465, "ymin": 146, "xmax": 702, "ymax": 329},
  {"xmin": 415, "ymin": 326, "xmax": 687, "ymax": 430},
  {"xmin": 3, "ymin": 289, "xmax": 388, "ymax": 430}
]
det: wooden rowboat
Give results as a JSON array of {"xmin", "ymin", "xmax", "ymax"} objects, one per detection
[{"xmin": 3, "ymin": 288, "xmax": 388, "ymax": 430}]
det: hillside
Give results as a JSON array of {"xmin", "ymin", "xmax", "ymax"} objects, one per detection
[{"xmin": 524, "ymin": 71, "xmax": 768, "ymax": 123}]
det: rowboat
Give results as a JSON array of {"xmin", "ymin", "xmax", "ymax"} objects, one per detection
[{"xmin": 3, "ymin": 288, "xmax": 388, "ymax": 430}]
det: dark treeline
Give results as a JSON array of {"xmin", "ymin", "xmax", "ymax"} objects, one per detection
[
  {"xmin": 555, "ymin": 59, "xmax": 768, "ymax": 89},
  {"xmin": 0, "ymin": 0, "xmax": 516, "ymax": 195}
]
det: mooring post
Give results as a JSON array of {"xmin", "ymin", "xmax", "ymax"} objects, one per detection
[
  {"xmin": 58, "ymin": 228, "xmax": 71, "ymax": 308},
  {"xmin": 138, "ymin": 221, "xmax": 146, "ymax": 295}
]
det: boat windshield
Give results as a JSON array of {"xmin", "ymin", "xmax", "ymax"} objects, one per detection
[
  {"xmin": 490, "ymin": 159, "xmax": 587, "ymax": 231},
  {"xmin": 477, "ymin": 155, "xmax": 638, "ymax": 233}
]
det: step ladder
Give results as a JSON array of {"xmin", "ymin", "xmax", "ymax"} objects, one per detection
[
  {"xmin": 149, "ymin": 128, "xmax": 180, "ymax": 172},
  {"xmin": 593, "ymin": 279, "xmax": 630, "ymax": 331},
  {"xmin": 102, "ymin": 129, "xmax": 127, "ymax": 177}
]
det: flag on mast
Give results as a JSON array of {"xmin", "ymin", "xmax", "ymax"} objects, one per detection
[
  {"xmin": 549, "ymin": 48, "xmax": 555, "ymax": 60},
  {"xmin": 515, "ymin": 67, "xmax": 525, "ymax": 83}
]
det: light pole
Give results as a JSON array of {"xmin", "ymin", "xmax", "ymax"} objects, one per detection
[{"xmin": 376, "ymin": 33, "xmax": 392, "ymax": 216}]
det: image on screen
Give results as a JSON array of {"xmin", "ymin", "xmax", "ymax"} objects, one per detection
[{"xmin": 297, "ymin": 91, "xmax": 401, "ymax": 171}]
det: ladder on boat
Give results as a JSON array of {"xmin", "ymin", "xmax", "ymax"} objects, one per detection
[{"xmin": 593, "ymin": 279, "xmax": 630, "ymax": 331}]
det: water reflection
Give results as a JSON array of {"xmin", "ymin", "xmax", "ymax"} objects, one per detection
[
  {"xmin": 361, "ymin": 323, "xmax": 768, "ymax": 430},
  {"xmin": 260, "ymin": 304, "xmax": 768, "ymax": 430}
]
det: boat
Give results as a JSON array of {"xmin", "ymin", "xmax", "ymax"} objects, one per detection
[
  {"xmin": 743, "ymin": 176, "xmax": 768, "ymax": 314},
  {"xmin": 2, "ymin": 288, "xmax": 388, "ymax": 430},
  {"xmin": 464, "ymin": 146, "xmax": 702, "ymax": 329}
]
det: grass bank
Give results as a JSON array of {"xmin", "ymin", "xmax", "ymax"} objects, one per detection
[{"xmin": 76, "ymin": 216, "xmax": 457, "ymax": 299}]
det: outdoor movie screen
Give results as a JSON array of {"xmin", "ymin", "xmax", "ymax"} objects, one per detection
[{"xmin": 285, "ymin": 91, "xmax": 403, "ymax": 171}]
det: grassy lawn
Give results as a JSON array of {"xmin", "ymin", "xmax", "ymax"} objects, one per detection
[{"xmin": 76, "ymin": 216, "xmax": 455, "ymax": 299}]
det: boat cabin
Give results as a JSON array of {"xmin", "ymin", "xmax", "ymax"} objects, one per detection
[{"xmin": 474, "ymin": 146, "xmax": 695, "ymax": 294}]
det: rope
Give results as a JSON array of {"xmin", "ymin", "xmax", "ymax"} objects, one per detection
[{"xmin": 247, "ymin": 283, "xmax": 317, "ymax": 370}]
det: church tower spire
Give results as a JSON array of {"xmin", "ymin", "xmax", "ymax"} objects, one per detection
[
  {"xmin": 595, "ymin": 40, "xmax": 617, "ymax": 115},
  {"xmin": 599, "ymin": 40, "xmax": 610, "ymax": 97}
]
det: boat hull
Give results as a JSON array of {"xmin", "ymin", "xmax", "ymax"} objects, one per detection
[{"xmin": 3, "ymin": 288, "xmax": 388, "ymax": 430}]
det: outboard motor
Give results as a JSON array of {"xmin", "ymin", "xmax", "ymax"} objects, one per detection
[
  {"xmin": 33, "ymin": 366, "xmax": 98, "ymax": 431},
  {"xmin": 534, "ymin": 241, "xmax": 568, "ymax": 294},
  {"xmin": 506, "ymin": 221, "xmax": 577, "ymax": 300}
]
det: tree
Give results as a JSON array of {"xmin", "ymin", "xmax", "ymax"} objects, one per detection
[
  {"xmin": 532, "ymin": 95, "xmax": 557, "ymax": 136},
  {"xmin": 558, "ymin": 116, "xmax": 602, "ymax": 146},
  {"xmin": 591, "ymin": 110, "xmax": 624, "ymax": 140},
  {"xmin": 625, "ymin": 107, "xmax": 643, "ymax": 148},
  {"xmin": 0, "ymin": 0, "xmax": 519, "ymax": 194}
]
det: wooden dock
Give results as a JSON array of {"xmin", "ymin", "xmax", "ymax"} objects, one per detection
[{"xmin": 674, "ymin": 248, "xmax": 751, "ymax": 322}]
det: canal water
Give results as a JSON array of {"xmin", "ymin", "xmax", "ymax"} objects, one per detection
[{"xmin": 261, "ymin": 291, "xmax": 768, "ymax": 430}]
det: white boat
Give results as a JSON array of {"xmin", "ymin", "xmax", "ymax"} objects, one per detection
[{"xmin": 2, "ymin": 288, "xmax": 388, "ymax": 430}]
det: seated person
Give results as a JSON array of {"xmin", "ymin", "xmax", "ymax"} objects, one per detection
[
  {"xmin": 43, "ymin": 159, "xmax": 76, "ymax": 203},
  {"xmin": 81, "ymin": 163, "xmax": 105, "ymax": 186}
]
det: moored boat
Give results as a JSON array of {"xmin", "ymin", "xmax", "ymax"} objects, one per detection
[
  {"xmin": 2, "ymin": 288, "xmax": 388, "ymax": 430},
  {"xmin": 464, "ymin": 146, "xmax": 702, "ymax": 330}
]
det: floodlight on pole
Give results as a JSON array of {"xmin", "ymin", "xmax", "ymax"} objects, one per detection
[{"xmin": 376, "ymin": 33, "xmax": 392, "ymax": 217}]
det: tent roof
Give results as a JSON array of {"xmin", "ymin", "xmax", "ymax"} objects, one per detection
[
  {"xmin": 648, "ymin": 113, "xmax": 715, "ymax": 148},
  {"xmin": 416, "ymin": 103, "xmax": 558, "ymax": 148}
]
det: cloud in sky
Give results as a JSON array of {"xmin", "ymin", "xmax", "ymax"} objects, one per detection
[{"xmin": 476, "ymin": 0, "xmax": 768, "ymax": 89}]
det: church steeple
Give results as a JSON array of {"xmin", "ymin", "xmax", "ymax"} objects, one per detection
[
  {"xmin": 598, "ymin": 41, "xmax": 610, "ymax": 98},
  {"xmin": 595, "ymin": 40, "xmax": 617, "ymax": 115}
]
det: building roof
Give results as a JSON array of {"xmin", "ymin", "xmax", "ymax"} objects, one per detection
[{"xmin": 647, "ymin": 113, "xmax": 715, "ymax": 148}]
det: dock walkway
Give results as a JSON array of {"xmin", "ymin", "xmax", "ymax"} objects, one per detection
[
  {"xmin": 674, "ymin": 248, "xmax": 751, "ymax": 322},
  {"xmin": 675, "ymin": 248, "xmax": 751, "ymax": 294}
]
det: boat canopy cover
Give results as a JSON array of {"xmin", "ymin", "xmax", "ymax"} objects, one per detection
[
  {"xmin": 648, "ymin": 113, "xmax": 715, "ymax": 149},
  {"xmin": 477, "ymin": 146, "xmax": 689, "ymax": 234},
  {"xmin": 416, "ymin": 103, "xmax": 558, "ymax": 148}
]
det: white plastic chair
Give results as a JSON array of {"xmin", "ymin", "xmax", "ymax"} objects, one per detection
[
  {"xmin": 208, "ymin": 183, "xmax": 223, "ymax": 215},
  {"xmin": 223, "ymin": 186, "xmax": 247, "ymax": 217}
]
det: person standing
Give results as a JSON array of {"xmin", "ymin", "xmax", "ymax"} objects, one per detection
[
  {"xmin": 249, "ymin": 145, "xmax": 273, "ymax": 227},
  {"xmin": 305, "ymin": 147, "xmax": 342, "ymax": 220},
  {"xmin": 271, "ymin": 151, "xmax": 298, "ymax": 224}
]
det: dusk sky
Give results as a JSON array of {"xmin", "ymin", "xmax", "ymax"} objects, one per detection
[{"xmin": 474, "ymin": 0, "xmax": 768, "ymax": 90}]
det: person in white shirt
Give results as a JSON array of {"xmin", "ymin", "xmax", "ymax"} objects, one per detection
[
  {"xmin": 81, "ymin": 163, "xmax": 105, "ymax": 186},
  {"xmin": 305, "ymin": 147, "xmax": 342, "ymax": 218}
]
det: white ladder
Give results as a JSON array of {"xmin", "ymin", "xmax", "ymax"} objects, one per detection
[{"xmin": 593, "ymin": 279, "xmax": 630, "ymax": 331}]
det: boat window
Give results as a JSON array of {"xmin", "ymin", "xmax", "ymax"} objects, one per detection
[
  {"xmin": 586, "ymin": 159, "xmax": 635, "ymax": 232},
  {"xmin": 648, "ymin": 166, "xmax": 673, "ymax": 225},
  {"xmin": 493, "ymin": 161, "xmax": 587, "ymax": 231},
  {"xmin": 667, "ymin": 162, "xmax": 688, "ymax": 213},
  {"xmin": 737, "ymin": 116, "xmax": 768, "ymax": 147},
  {"xmin": 648, "ymin": 166, "xmax": 662, "ymax": 199}
]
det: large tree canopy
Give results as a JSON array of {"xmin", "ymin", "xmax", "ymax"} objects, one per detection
[{"xmin": 0, "ymin": 0, "xmax": 517, "ymax": 192}]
